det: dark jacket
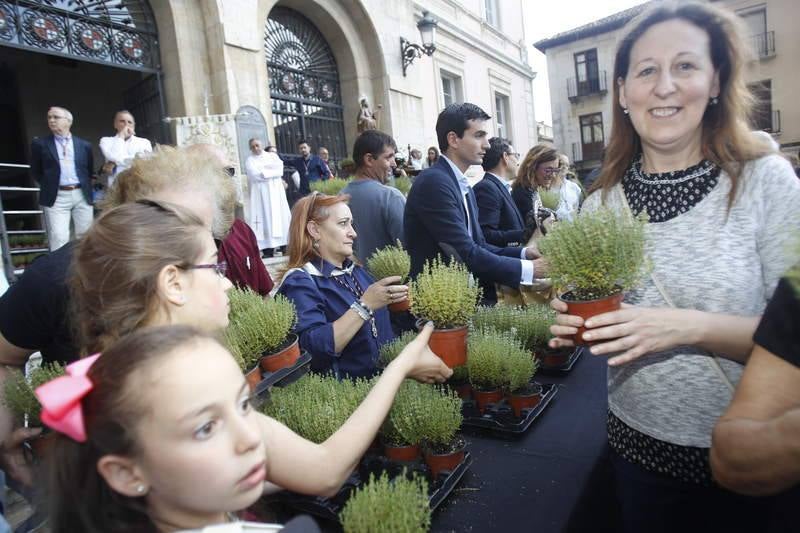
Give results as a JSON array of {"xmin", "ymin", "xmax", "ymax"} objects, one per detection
[
  {"xmin": 30, "ymin": 134, "xmax": 94, "ymax": 207},
  {"xmin": 511, "ymin": 185, "xmax": 535, "ymax": 223},
  {"xmin": 473, "ymin": 172, "xmax": 525, "ymax": 247},
  {"xmin": 403, "ymin": 158, "xmax": 523, "ymax": 302}
]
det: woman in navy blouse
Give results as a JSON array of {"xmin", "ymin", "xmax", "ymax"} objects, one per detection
[{"xmin": 278, "ymin": 192, "xmax": 409, "ymax": 379}]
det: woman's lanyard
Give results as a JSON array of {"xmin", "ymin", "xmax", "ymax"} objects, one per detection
[{"xmin": 332, "ymin": 272, "xmax": 379, "ymax": 338}]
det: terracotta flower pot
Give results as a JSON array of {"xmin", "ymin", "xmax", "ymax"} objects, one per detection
[
  {"xmin": 260, "ymin": 334, "xmax": 301, "ymax": 372},
  {"xmin": 539, "ymin": 347, "xmax": 571, "ymax": 367},
  {"xmin": 245, "ymin": 365, "xmax": 262, "ymax": 391},
  {"xmin": 424, "ymin": 438, "xmax": 466, "ymax": 478},
  {"xmin": 384, "ymin": 442, "xmax": 421, "ymax": 462},
  {"xmin": 388, "ymin": 293, "xmax": 412, "ymax": 313},
  {"xmin": 563, "ymin": 291, "xmax": 624, "ymax": 345},
  {"xmin": 427, "ymin": 325, "xmax": 468, "ymax": 368},
  {"xmin": 473, "ymin": 388, "xmax": 503, "ymax": 413},
  {"xmin": 507, "ymin": 382, "xmax": 543, "ymax": 417}
]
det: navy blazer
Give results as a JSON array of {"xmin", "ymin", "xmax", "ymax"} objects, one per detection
[
  {"xmin": 404, "ymin": 158, "xmax": 524, "ymax": 293},
  {"xmin": 30, "ymin": 135, "xmax": 94, "ymax": 207},
  {"xmin": 473, "ymin": 173, "xmax": 525, "ymax": 247}
]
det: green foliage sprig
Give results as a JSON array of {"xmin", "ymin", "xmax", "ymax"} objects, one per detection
[
  {"xmin": 379, "ymin": 331, "xmax": 416, "ymax": 367},
  {"xmin": 539, "ymin": 206, "xmax": 648, "ymax": 300},
  {"xmin": 225, "ymin": 290, "xmax": 296, "ymax": 371},
  {"xmin": 3, "ymin": 363, "xmax": 65, "ymax": 426},
  {"xmin": 393, "ymin": 175, "xmax": 413, "ymax": 196},
  {"xmin": 411, "ymin": 257, "xmax": 481, "ymax": 329},
  {"xmin": 467, "ymin": 328, "xmax": 531, "ymax": 391},
  {"xmin": 381, "ymin": 380, "xmax": 427, "ymax": 446},
  {"xmin": 505, "ymin": 344, "xmax": 538, "ymax": 394},
  {"xmin": 416, "ymin": 385, "xmax": 463, "ymax": 448},
  {"xmin": 538, "ymin": 188, "xmax": 560, "ymax": 210},
  {"xmin": 473, "ymin": 304, "xmax": 555, "ymax": 351},
  {"xmin": 262, "ymin": 374, "xmax": 372, "ymax": 444},
  {"xmin": 310, "ymin": 177, "xmax": 351, "ymax": 196},
  {"xmin": 367, "ymin": 242, "xmax": 411, "ymax": 283},
  {"xmin": 340, "ymin": 471, "xmax": 431, "ymax": 533}
]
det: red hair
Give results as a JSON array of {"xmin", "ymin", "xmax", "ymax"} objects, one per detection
[{"xmin": 283, "ymin": 192, "xmax": 350, "ymax": 277}]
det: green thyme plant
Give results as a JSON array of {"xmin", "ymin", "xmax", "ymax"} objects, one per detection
[
  {"xmin": 410, "ymin": 257, "xmax": 481, "ymax": 329},
  {"xmin": 450, "ymin": 365, "xmax": 469, "ymax": 383},
  {"xmin": 340, "ymin": 471, "xmax": 431, "ymax": 533},
  {"xmin": 381, "ymin": 380, "xmax": 427, "ymax": 447},
  {"xmin": 505, "ymin": 344, "xmax": 538, "ymax": 394},
  {"xmin": 310, "ymin": 177, "xmax": 350, "ymax": 196},
  {"xmin": 538, "ymin": 188, "xmax": 560, "ymax": 211},
  {"xmin": 539, "ymin": 206, "xmax": 649, "ymax": 300},
  {"xmin": 393, "ymin": 175, "xmax": 413, "ymax": 196},
  {"xmin": 367, "ymin": 242, "xmax": 411, "ymax": 283},
  {"xmin": 225, "ymin": 290, "xmax": 296, "ymax": 371},
  {"xmin": 473, "ymin": 304, "xmax": 555, "ymax": 351},
  {"xmin": 467, "ymin": 329, "xmax": 515, "ymax": 391},
  {"xmin": 3, "ymin": 363, "xmax": 65, "ymax": 426},
  {"xmin": 262, "ymin": 374, "xmax": 372, "ymax": 444},
  {"xmin": 416, "ymin": 385, "xmax": 463, "ymax": 450},
  {"xmin": 379, "ymin": 330, "xmax": 416, "ymax": 367}
]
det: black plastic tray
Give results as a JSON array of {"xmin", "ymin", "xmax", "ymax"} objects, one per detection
[
  {"xmin": 538, "ymin": 346, "xmax": 582, "ymax": 374},
  {"xmin": 254, "ymin": 352, "xmax": 312, "ymax": 399},
  {"xmin": 261, "ymin": 450, "xmax": 472, "ymax": 523},
  {"xmin": 461, "ymin": 383, "xmax": 558, "ymax": 434}
]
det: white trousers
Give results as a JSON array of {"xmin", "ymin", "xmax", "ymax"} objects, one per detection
[{"xmin": 43, "ymin": 188, "xmax": 93, "ymax": 251}]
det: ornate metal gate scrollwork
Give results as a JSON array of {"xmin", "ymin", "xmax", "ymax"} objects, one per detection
[
  {"xmin": 265, "ymin": 7, "xmax": 346, "ymax": 162},
  {"xmin": 0, "ymin": 0, "xmax": 159, "ymax": 72}
]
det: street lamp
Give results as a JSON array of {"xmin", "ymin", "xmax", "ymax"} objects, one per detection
[{"xmin": 401, "ymin": 11, "xmax": 438, "ymax": 77}]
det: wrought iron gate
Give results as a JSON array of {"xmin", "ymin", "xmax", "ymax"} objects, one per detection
[{"xmin": 265, "ymin": 7, "xmax": 346, "ymax": 162}]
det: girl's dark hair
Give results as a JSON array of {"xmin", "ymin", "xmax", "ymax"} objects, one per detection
[
  {"xmin": 49, "ymin": 325, "xmax": 217, "ymax": 533},
  {"xmin": 592, "ymin": 1, "xmax": 773, "ymax": 205},
  {"xmin": 71, "ymin": 200, "xmax": 208, "ymax": 355}
]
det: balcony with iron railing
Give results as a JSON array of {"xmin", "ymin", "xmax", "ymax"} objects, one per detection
[
  {"xmin": 567, "ymin": 71, "xmax": 608, "ymax": 102},
  {"xmin": 750, "ymin": 31, "xmax": 776, "ymax": 59}
]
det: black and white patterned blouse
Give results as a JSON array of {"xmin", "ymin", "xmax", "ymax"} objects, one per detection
[{"xmin": 622, "ymin": 156, "xmax": 721, "ymax": 223}]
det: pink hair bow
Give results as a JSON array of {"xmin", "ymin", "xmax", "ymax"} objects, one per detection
[{"xmin": 35, "ymin": 354, "xmax": 101, "ymax": 442}]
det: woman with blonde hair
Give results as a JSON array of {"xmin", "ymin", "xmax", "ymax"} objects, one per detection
[
  {"xmin": 512, "ymin": 144, "xmax": 579, "ymax": 222},
  {"xmin": 549, "ymin": 2, "xmax": 800, "ymax": 530},
  {"xmin": 278, "ymin": 193, "xmax": 413, "ymax": 379}
]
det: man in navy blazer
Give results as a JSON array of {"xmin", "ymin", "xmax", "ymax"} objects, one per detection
[
  {"xmin": 473, "ymin": 137, "xmax": 526, "ymax": 247},
  {"xmin": 404, "ymin": 103, "xmax": 548, "ymax": 304},
  {"xmin": 30, "ymin": 106, "xmax": 94, "ymax": 251}
]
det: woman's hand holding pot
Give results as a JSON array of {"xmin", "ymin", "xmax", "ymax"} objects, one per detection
[
  {"xmin": 361, "ymin": 276, "xmax": 408, "ymax": 311},
  {"xmin": 548, "ymin": 297, "xmax": 582, "ymax": 349},
  {"xmin": 392, "ymin": 322, "xmax": 453, "ymax": 384}
]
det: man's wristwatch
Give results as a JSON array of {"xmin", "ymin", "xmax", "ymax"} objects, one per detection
[{"xmin": 350, "ymin": 301, "xmax": 373, "ymax": 321}]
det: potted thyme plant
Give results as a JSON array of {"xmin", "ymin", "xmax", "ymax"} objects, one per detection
[
  {"xmin": 466, "ymin": 329, "xmax": 512, "ymax": 413},
  {"xmin": 538, "ymin": 188, "xmax": 560, "ymax": 211},
  {"xmin": 410, "ymin": 257, "xmax": 482, "ymax": 368},
  {"xmin": 539, "ymin": 206, "xmax": 648, "ymax": 344},
  {"xmin": 380, "ymin": 380, "xmax": 427, "ymax": 462},
  {"xmin": 339, "ymin": 471, "xmax": 431, "ymax": 533},
  {"xmin": 226, "ymin": 289, "xmax": 299, "ymax": 389},
  {"xmin": 417, "ymin": 384, "xmax": 465, "ymax": 478},
  {"xmin": 367, "ymin": 242, "xmax": 412, "ymax": 312},
  {"xmin": 473, "ymin": 304, "xmax": 568, "ymax": 366},
  {"xmin": 3, "ymin": 363, "xmax": 65, "ymax": 458},
  {"xmin": 504, "ymin": 343, "xmax": 541, "ymax": 417},
  {"xmin": 393, "ymin": 175, "xmax": 413, "ymax": 196}
]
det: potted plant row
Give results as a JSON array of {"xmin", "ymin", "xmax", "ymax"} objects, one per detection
[
  {"xmin": 366, "ymin": 242, "xmax": 411, "ymax": 313},
  {"xmin": 539, "ymin": 206, "xmax": 648, "ymax": 345},
  {"xmin": 8, "ymin": 235, "xmax": 47, "ymax": 250},
  {"xmin": 339, "ymin": 471, "xmax": 431, "ymax": 533},
  {"xmin": 3, "ymin": 362, "xmax": 66, "ymax": 458},
  {"xmin": 225, "ymin": 288, "xmax": 300, "ymax": 390},
  {"xmin": 465, "ymin": 328, "xmax": 542, "ymax": 418},
  {"xmin": 410, "ymin": 257, "xmax": 481, "ymax": 368},
  {"xmin": 392, "ymin": 175, "xmax": 413, "ymax": 196}
]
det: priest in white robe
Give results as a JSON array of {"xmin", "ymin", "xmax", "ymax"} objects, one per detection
[{"xmin": 244, "ymin": 138, "xmax": 291, "ymax": 253}]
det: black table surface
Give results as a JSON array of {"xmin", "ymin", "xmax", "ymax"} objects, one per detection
[{"xmin": 431, "ymin": 349, "xmax": 621, "ymax": 533}]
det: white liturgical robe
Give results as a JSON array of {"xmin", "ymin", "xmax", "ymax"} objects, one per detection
[{"xmin": 245, "ymin": 151, "xmax": 290, "ymax": 249}]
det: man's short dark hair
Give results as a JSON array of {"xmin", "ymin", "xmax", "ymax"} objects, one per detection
[
  {"xmin": 297, "ymin": 139, "xmax": 309, "ymax": 147},
  {"xmin": 481, "ymin": 137, "xmax": 512, "ymax": 171},
  {"xmin": 352, "ymin": 130, "xmax": 397, "ymax": 169},
  {"xmin": 436, "ymin": 103, "xmax": 491, "ymax": 153}
]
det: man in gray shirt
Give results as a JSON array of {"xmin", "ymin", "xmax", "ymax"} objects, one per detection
[{"xmin": 341, "ymin": 130, "xmax": 406, "ymax": 264}]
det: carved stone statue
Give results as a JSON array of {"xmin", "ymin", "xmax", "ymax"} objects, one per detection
[{"xmin": 357, "ymin": 96, "xmax": 381, "ymax": 133}]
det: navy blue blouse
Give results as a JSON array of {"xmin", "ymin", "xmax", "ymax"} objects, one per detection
[{"xmin": 277, "ymin": 259, "xmax": 395, "ymax": 379}]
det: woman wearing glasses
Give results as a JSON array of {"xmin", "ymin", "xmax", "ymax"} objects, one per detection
[
  {"xmin": 513, "ymin": 144, "xmax": 582, "ymax": 223},
  {"xmin": 277, "ymin": 193, "xmax": 411, "ymax": 379}
]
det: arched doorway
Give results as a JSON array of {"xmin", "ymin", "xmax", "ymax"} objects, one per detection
[{"xmin": 265, "ymin": 7, "xmax": 346, "ymax": 163}]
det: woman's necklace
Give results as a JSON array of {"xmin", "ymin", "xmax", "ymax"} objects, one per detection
[
  {"xmin": 332, "ymin": 271, "xmax": 379, "ymax": 338},
  {"xmin": 632, "ymin": 156, "xmax": 717, "ymax": 185}
]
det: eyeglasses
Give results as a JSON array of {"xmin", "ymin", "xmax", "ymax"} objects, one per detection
[
  {"xmin": 541, "ymin": 167, "xmax": 561, "ymax": 175},
  {"xmin": 224, "ymin": 166, "xmax": 236, "ymax": 177},
  {"xmin": 185, "ymin": 261, "xmax": 228, "ymax": 278}
]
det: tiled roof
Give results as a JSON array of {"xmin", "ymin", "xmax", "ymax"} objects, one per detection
[{"xmin": 533, "ymin": 1, "xmax": 653, "ymax": 53}]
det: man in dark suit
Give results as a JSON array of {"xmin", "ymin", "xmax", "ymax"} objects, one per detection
[
  {"xmin": 290, "ymin": 139, "xmax": 331, "ymax": 195},
  {"xmin": 30, "ymin": 106, "xmax": 94, "ymax": 251},
  {"xmin": 404, "ymin": 103, "xmax": 548, "ymax": 304},
  {"xmin": 474, "ymin": 137, "xmax": 526, "ymax": 247}
]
